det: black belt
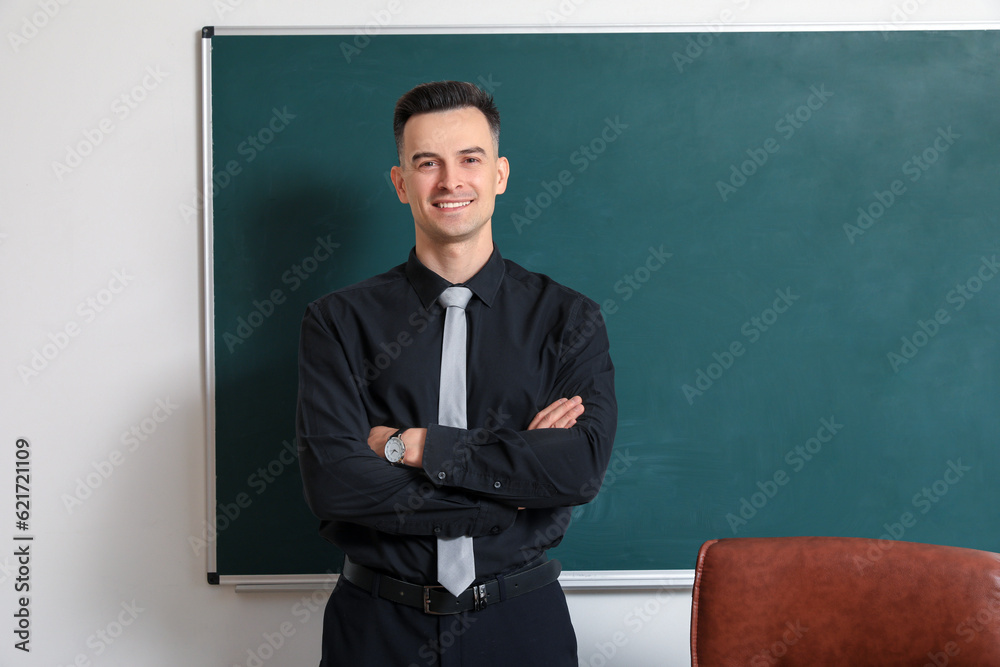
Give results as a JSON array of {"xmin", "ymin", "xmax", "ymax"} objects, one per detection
[{"xmin": 341, "ymin": 557, "xmax": 562, "ymax": 615}]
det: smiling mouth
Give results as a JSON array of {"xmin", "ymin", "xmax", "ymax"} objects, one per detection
[{"xmin": 434, "ymin": 201, "xmax": 472, "ymax": 209}]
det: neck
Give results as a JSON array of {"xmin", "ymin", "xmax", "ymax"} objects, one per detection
[{"xmin": 414, "ymin": 229, "xmax": 494, "ymax": 284}]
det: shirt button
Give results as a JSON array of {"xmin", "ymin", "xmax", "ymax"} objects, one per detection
[
  {"xmin": 437, "ymin": 472, "xmax": 446, "ymax": 480},
  {"xmin": 433, "ymin": 526, "xmax": 442, "ymax": 534},
  {"xmin": 493, "ymin": 481, "xmax": 502, "ymax": 489},
  {"xmin": 490, "ymin": 526, "xmax": 500, "ymax": 535}
]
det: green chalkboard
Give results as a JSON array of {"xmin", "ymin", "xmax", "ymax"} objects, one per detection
[{"xmin": 206, "ymin": 28, "xmax": 1000, "ymax": 580}]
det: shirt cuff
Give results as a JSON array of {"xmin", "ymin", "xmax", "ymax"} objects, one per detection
[{"xmin": 422, "ymin": 424, "xmax": 470, "ymax": 488}]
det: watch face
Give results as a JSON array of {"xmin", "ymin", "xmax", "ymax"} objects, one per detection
[{"xmin": 386, "ymin": 437, "xmax": 404, "ymax": 463}]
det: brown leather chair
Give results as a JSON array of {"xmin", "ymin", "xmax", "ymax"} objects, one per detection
[{"xmin": 690, "ymin": 536, "xmax": 1000, "ymax": 666}]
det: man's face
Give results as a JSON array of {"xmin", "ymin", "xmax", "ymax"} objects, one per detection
[{"xmin": 390, "ymin": 106, "xmax": 509, "ymax": 247}]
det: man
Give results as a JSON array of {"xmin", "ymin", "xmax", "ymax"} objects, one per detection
[{"xmin": 297, "ymin": 80, "xmax": 617, "ymax": 666}]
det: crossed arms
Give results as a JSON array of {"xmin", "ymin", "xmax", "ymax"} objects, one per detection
[
  {"xmin": 366, "ymin": 395, "xmax": 585, "ymax": 467},
  {"xmin": 296, "ymin": 297, "xmax": 617, "ymax": 540}
]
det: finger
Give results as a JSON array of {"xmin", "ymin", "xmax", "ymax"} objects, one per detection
[
  {"xmin": 547, "ymin": 396, "xmax": 583, "ymax": 426},
  {"xmin": 548, "ymin": 400, "xmax": 585, "ymax": 429},
  {"xmin": 527, "ymin": 398, "xmax": 568, "ymax": 430},
  {"xmin": 529, "ymin": 398, "xmax": 572, "ymax": 429},
  {"xmin": 531, "ymin": 396, "xmax": 584, "ymax": 430}
]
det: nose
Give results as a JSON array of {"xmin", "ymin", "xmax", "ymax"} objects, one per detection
[{"xmin": 437, "ymin": 164, "xmax": 463, "ymax": 192}]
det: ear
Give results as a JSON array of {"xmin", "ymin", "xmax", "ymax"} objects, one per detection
[
  {"xmin": 495, "ymin": 156, "xmax": 510, "ymax": 195},
  {"xmin": 389, "ymin": 165, "xmax": 409, "ymax": 204}
]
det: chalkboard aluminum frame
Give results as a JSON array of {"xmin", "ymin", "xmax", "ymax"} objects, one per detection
[{"xmin": 200, "ymin": 21, "xmax": 999, "ymax": 590}]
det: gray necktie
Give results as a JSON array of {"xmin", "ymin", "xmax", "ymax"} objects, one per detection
[{"xmin": 436, "ymin": 286, "xmax": 476, "ymax": 597}]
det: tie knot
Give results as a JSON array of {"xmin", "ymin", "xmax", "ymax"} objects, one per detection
[{"xmin": 438, "ymin": 286, "xmax": 473, "ymax": 310}]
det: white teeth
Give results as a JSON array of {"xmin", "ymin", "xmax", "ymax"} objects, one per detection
[{"xmin": 436, "ymin": 201, "xmax": 470, "ymax": 209}]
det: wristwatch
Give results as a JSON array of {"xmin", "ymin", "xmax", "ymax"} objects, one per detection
[{"xmin": 385, "ymin": 429, "xmax": 406, "ymax": 465}]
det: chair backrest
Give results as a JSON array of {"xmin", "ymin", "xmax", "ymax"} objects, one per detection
[{"xmin": 690, "ymin": 536, "xmax": 1000, "ymax": 666}]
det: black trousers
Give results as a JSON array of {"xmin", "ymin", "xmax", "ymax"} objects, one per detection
[{"xmin": 319, "ymin": 575, "xmax": 578, "ymax": 666}]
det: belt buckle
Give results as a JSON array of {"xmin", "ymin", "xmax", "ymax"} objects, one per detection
[
  {"xmin": 422, "ymin": 583, "xmax": 488, "ymax": 614},
  {"xmin": 423, "ymin": 585, "xmax": 451, "ymax": 615}
]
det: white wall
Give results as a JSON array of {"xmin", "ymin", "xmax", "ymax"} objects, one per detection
[{"xmin": 3, "ymin": 1, "xmax": 997, "ymax": 665}]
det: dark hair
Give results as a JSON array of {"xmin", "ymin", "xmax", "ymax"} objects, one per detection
[{"xmin": 393, "ymin": 81, "xmax": 500, "ymax": 161}]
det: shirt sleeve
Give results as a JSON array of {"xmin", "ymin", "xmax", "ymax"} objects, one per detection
[
  {"xmin": 296, "ymin": 303, "xmax": 518, "ymax": 538},
  {"xmin": 421, "ymin": 296, "xmax": 618, "ymax": 508}
]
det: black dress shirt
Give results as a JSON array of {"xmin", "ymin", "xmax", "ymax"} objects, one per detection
[{"xmin": 297, "ymin": 246, "xmax": 617, "ymax": 583}]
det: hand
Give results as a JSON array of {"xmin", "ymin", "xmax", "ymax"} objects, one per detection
[
  {"xmin": 367, "ymin": 425, "xmax": 396, "ymax": 459},
  {"xmin": 520, "ymin": 397, "xmax": 584, "ymax": 510},
  {"xmin": 527, "ymin": 396, "xmax": 585, "ymax": 430}
]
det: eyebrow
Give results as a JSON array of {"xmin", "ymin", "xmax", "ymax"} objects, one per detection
[{"xmin": 409, "ymin": 146, "xmax": 487, "ymax": 164}]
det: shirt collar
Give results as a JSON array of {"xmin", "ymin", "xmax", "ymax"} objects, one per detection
[{"xmin": 405, "ymin": 245, "xmax": 505, "ymax": 309}]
